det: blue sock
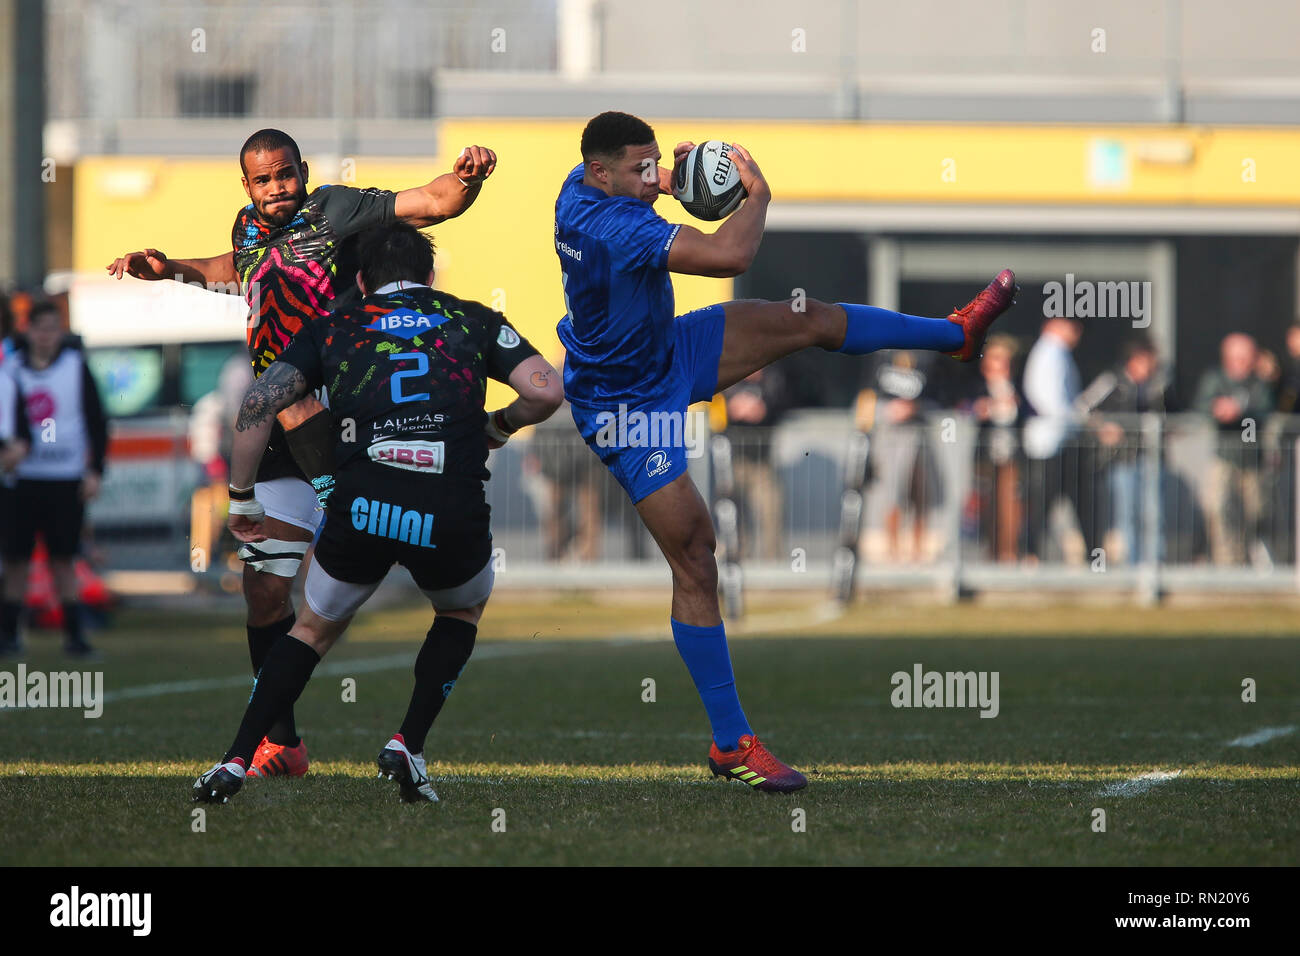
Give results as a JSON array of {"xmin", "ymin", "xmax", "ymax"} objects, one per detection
[
  {"xmin": 670, "ymin": 618, "xmax": 752, "ymax": 751},
  {"xmin": 835, "ymin": 303, "xmax": 964, "ymax": 355}
]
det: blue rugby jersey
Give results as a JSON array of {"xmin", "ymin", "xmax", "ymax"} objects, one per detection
[{"xmin": 553, "ymin": 164, "xmax": 682, "ymax": 408}]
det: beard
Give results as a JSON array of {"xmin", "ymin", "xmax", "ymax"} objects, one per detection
[{"xmin": 257, "ymin": 189, "xmax": 307, "ymax": 226}]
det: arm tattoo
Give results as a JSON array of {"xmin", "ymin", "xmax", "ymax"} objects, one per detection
[
  {"xmin": 529, "ymin": 369, "xmax": 550, "ymax": 389},
  {"xmin": 236, "ymin": 362, "xmax": 308, "ymax": 431}
]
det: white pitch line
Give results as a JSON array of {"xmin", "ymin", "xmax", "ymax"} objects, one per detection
[
  {"xmin": 102, "ymin": 643, "xmax": 548, "ymax": 703},
  {"xmin": 1099, "ymin": 769, "xmax": 1183, "ymax": 798},
  {"xmin": 0, "ymin": 643, "xmax": 551, "ymax": 713},
  {"xmin": 1226, "ymin": 725, "xmax": 1297, "ymax": 748}
]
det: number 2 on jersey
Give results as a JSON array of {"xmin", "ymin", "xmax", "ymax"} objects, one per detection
[{"xmin": 389, "ymin": 351, "xmax": 431, "ymax": 404}]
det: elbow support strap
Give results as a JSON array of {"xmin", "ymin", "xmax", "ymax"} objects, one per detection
[{"xmin": 277, "ymin": 396, "xmax": 335, "ymax": 482}]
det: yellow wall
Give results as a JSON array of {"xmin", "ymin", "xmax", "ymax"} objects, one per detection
[
  {"xmin": 634, "ymin": 121, "xmax": 1291, "ymax": 205},
  {"xmin": 74, "ymin": 119, "xmax": 1300, "ymax": 405}
]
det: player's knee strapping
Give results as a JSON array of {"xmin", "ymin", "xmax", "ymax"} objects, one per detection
[{"xmin": 238, "ymin": 539, "xmax": 310, "ymax": 577}]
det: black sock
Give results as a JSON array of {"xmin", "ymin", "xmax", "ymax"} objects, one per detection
[
  {"xmin": 1, "ymin": 599, "xmax": 20, "ymax": 644},
  {"xmin": 62, "ymin": 601, "xmax": 87, "ymax": 647},
  {"xmin": 248, "ymin": 614, "xmax": 299, "ymax": 746},
  {"xmin": 398, "ymin": 616, "xmax": 477, "ymax": 754},
  {"xmin": 226, "ymin": 636, "xmax": 320, "ymax": 766},
  {"xmin": 247, "ymin": 613, "xmax": 295, "ymax": 671}
]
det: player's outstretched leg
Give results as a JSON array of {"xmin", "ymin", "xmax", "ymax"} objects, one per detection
[
  {"xmin": 192, "ymin": 633, "xmax": 322, "ymax": 805},
  {"xmin": 712, "ymin": 269, "xmax": 1017, "ymax": 393},
  {"xmin": 241, "ymin": 512, "xmax": 314, "ymax": 778},
  {"xmin": 635, "ymin": 474, "xmax": 806, "ymax": 794},
  {"xmin": 379, "ymin": 604, "xmax": 483, "ymax": 803}
]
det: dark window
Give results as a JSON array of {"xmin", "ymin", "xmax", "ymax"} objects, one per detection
[
  {"xmin": 176, "ymin": 74, "xmax": 256, "ymax": 117},
  {"xmin": 390, "ymin": 71, "xmax": 435, "ymax": 119}
]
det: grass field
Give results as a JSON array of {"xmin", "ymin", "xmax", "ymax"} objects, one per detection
[{"xmin": 1, "ymin": 595, "xmax": 1297, "ymax": 866}]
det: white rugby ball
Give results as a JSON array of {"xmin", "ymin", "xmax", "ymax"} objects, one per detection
[{"xmin": 673, "ymin": 140, "xmax": 747, "ymax": 221}]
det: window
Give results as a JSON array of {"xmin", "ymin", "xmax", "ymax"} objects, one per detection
[{"xmin": 176, "ymin": 74, "xmax": 256, "ymax": 117}]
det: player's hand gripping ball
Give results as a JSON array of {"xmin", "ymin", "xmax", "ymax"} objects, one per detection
[{"xmin": 672, "ymin": 140, "xmax": 747, "ymax": 221}]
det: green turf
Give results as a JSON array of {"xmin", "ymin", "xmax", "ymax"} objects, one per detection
[{"xmin": 1, "ymin": 603, "xmax": 1297, "ymax": 865}]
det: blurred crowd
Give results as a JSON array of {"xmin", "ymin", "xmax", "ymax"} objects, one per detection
[
  {"xmin": 714, "ymin": 315, "xmax": 1300, "ymax": 569},
  {"xmin": 8, "ymin": 285, "xmax": 1300, "ymax": 579}
]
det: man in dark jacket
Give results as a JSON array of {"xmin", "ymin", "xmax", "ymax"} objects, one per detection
[
  {"xmin": 1091, "ymin": 337, "xmax": 1171, "ymax": 564},
  {"xmin": 1193, "ymin": 333, "xmax": 1274, "ymax": 566}
]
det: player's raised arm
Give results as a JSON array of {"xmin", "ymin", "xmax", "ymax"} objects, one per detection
[
  {"xmin": 665, "ymin": 143, "xmax": 770, "ymax": 278},
  {"xmin": 106, "ymin": 248, "xmax": 238, "ymax": 290},
  {"xmin": 485, "ymin": 354, "xmax": 564, "ymax": 449},
  {"xmin": 226, "ymin": 361, "xmax": 311, "ymax": 540},
  {"xmin": 394, "ymin": 145, "xmax": 498, "ymax": 228}
]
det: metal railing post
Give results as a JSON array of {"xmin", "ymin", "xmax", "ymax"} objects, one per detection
[{"xmin": 1137, "ymin": 412, "xmax": 1162, "ymax": 605}]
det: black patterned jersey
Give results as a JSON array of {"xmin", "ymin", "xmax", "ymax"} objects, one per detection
[
  {"xmin": 276, "ymin": 285, "xmax": 539, "ymax": 482},
  {"xmin": 232, "ymin": 183, "xmax": 396, "ymax": 482},
  {"xmin": 232, "ymin": 184, "xmax": 397, "ymax": 376}
]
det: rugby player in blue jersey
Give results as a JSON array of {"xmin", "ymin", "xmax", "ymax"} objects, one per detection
[{"xmin": 555, "ymin": 111, "xmax": 1016, "ymax": 792}]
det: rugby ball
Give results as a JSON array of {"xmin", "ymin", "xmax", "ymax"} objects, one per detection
[{"xmin": 673, "ymin": 140, "xmax": 747, "ymax": 221}]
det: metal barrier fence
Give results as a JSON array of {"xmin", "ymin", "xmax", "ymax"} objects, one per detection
[
  {"xmin": 484, "ymin": 409, "xmax": 1300, "ymax": 596},
  {"xmin": 48, "ymin": 0, "xmax": 558, "ymax": 122},
  {"xmin": 84, "ymin": 407, "xmax": 1300, "ymax": 597}
]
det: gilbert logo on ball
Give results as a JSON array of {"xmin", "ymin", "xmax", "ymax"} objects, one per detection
[{"xmin": 673, "ymin": 140, "xmax": 747, "ymax": 221}]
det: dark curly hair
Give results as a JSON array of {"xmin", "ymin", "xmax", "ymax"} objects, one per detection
[{"xmin": 580, "ymin": 111, "xmax": 656, "ymax": 163}]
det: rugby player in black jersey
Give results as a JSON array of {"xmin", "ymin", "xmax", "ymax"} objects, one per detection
[
  {"xmin": 194, "ymin": 222, "xmax": 561, "ymax": 804},
  {"xmin": 108, "ymin": 129, "xmax": 496, "ymax": 778}
]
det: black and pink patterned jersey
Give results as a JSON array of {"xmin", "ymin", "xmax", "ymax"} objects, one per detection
[
  {"xmin": 232, "ymin": 184, "xmax": 396, "ymax": 376},
  {"xmin": 275, "ymin": 285, "xmax": 539, "ymax": 482}
]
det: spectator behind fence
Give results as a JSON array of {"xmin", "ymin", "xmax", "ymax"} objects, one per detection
[
  {"xmin": 956, "ymin": 333, "xmax": 1024, "ymax": 562},
  {"xmin": 189, "ymin": 353, "xmax": 255, "ymax": 573},
  {"xmin": 1022, "ymin": 316, "xmax": 1096, "ymax": 565},
  {"xmin": 1090, "ymin": 336, "xmax": 1170, "ymax": 565},
  {"xmin": 723, "ymin": 366, "xmax": 789, "ymax": 561},
  {"xmin": 1275, "ymin": 322, "xmax": 1300, "ymax": 414},
  {"xmin": 523, "ymin": 403, "xmax": 604, "ymax": 563},
  {"xmin": 1193, "ymin": 333, "xmax": 1274, "ymax": 567},
  {"xmin": 860, "ymin": 351, "xmax": 945, "ymax": 563},
  {"xmin": 0, "ymin": 294, "xmax": 30, "ymax": 625},
  {"xmin": 0, "ymin": 302, "xmax": 109, "ymax": 658},
  {"xmin": 521, "ymin": 355, "xmax": 602, "ymax": 562},
  {"xmin": 1271, "ymin": 322, "xmax": 1300, "ymax": 561}
]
